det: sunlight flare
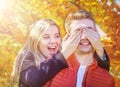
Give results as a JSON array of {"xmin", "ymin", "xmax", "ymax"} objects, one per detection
[{"xmin": 0, "ymin": 0, "xmax": 7, "ymax": 11}]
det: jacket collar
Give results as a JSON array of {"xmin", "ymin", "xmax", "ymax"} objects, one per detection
[
  {"xmin": 67, "ymin": 53, "xmax": 80, "ymax": 70},
  {"xmin": 67, "ymin": 53, "xmax": 98, "ymax": 70}
]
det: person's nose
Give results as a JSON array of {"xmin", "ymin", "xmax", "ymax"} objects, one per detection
[
  {"xmin": 81, "ymin": 34, "xmax": 87, "ymax": 39},
  {"xmin": 81, "ymin": 29, "xmax": 87, "ymax": 39},
  {"xmin": 49, "ymin": 37, "xmax": 56, "ymax": 44}
]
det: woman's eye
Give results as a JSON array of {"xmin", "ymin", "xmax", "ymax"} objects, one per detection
[
  {"xmin": 43, "ymin": 36, "xmax": 49, "ymax": 39},
  {"xmin": 55, "ymin": 35, "xmax": 60, "ymax": 38}
]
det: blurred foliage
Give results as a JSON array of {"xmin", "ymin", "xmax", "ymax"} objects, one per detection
[
  {"xmin": 0, "ymin": 0, "xmax": 120, "ymax": 87},
  {"xmin": 0, "ymin": 34, "xmax": 22, "ymax": 87}
]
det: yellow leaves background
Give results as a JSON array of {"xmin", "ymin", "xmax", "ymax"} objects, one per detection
[{"xmin": 0, "ymin": 0, "xmax": 120, "ymax": 87}]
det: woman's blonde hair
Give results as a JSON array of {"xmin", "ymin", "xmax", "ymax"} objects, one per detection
[
  {"xmin": 11, "ymin": 18, "xmax": 59, "ymax": 87},
  {"xmin": 65, "ymin": 9, "xmax": 95, "ymax": 33}
]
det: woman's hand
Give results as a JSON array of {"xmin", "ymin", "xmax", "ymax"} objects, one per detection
[
  {"xmin": 61, "ymin": 30, "xmax": 82, "ymax": 58},
  {"xmin": 86, "ymin": 28, "xmax": 104, "ymax": 59}
]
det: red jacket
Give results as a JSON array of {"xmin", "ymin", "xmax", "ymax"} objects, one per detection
[{"xmin": 43, "ymin": 54, "xmax": 115, "ymax": 87}]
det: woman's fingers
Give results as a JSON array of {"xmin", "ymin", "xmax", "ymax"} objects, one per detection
[
  {"xmin": 61, "ymin": 30, "xmax": 82, "ymax": 58},
  {"xmin": 86, "ymin": 29, "xmax": 101, "ymax": 44},
  {"xmin": 62, "ymin": 33, "xmax": 70, "ymax": 42}
]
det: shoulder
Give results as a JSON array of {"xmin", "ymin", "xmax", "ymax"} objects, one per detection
[
  {"xmin": 95, "ymin": 66, "xmax": 115, "ymax": 81},
  {"xmin": 21, "ymin": 53, "xmax": 35, "ymax": 71},
  {"xmin": 52, "ymin": 66, "xmax": 76, "ymax": 79}
]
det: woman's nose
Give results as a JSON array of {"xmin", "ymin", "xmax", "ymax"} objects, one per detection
[{"xmin": 49, "ymin": 37, "xmax": 56, "ymax": 43}]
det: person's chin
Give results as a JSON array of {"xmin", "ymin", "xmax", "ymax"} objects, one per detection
[
  {"xmin": 49, "ymin": 53, "xmax": 56, "ymax": 58},
  {"xmin": 78, "ymin": 47, "xmax": 92, "ymax": 53}
]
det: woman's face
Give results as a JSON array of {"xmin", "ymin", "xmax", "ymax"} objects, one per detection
[{"xmin": 38, "ymin": 25, "xmax": 61, "ymax": 59}]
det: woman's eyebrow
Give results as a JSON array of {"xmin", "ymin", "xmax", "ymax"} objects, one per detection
[
  {"xmin": 43, "ymin": 33, "xmax": 60, "ymax": 36},
  {"xmin": 42, "ymin": 34, "xmax": 49, "ymax": 36},
  {"xmin": 87, "ymin": 27, "xmax": 93, "ymax": 29},
  {"xmin": 55, "ymin": 33, "xmax": 60, "ymax": 35}
]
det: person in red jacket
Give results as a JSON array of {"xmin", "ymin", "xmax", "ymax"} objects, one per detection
[{"xmin": 43, "ymin": 10, "xmax": 115, "ymax": 87}]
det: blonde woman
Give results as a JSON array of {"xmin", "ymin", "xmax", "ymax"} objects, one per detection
[{"xmin": 11, "ymin": 19, "xmax": 69, "ymax": 87}]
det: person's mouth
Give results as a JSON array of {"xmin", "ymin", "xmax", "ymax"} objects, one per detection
[
  {"xmin": 48, "ymin": 46, "xmax": 56, "ymax": 55},
  {"xmin": 79, "ymin": 39, "xmax": 90, "ymax": 46}
]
